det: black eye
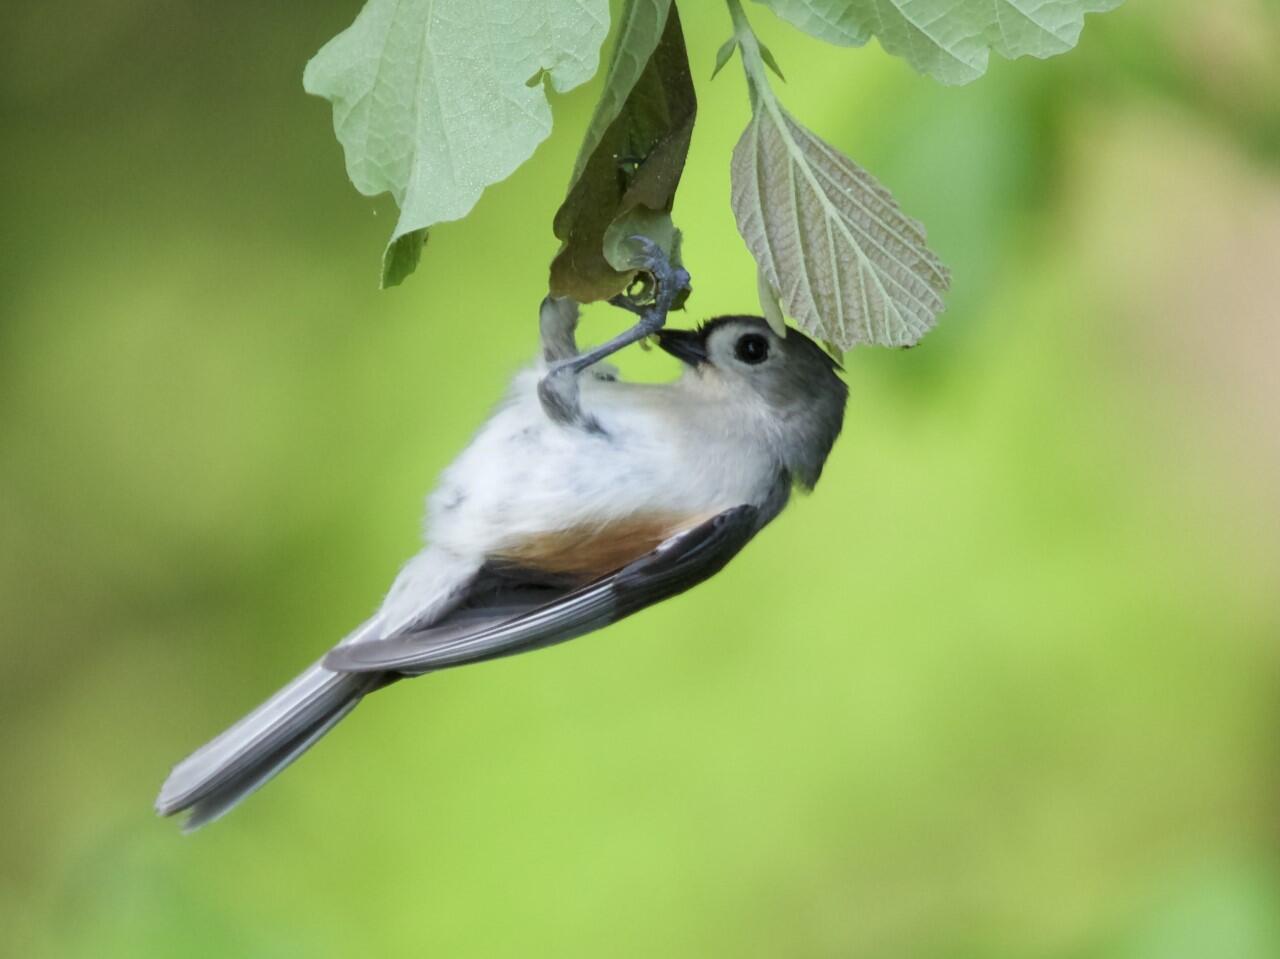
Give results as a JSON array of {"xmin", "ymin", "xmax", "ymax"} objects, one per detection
[{"xmin": 735, "ymin": 334, "xmax": 770, "ymax": 365}]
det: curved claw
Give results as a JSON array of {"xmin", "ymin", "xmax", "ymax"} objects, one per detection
[
  {"xmin": 539, "ymin": 236, "xmax": 691, "ymax": 433},
  {"xmin": 612, "ymin": 235, "xmax": 690, "ymax": 316},
  {"xmin": 626, "ymin": 235, "xmax": 667, "ymax": 275}
]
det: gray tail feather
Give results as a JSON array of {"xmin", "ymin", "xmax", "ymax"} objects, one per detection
[{"xmin": 155, "ymin": 662, "xmax": 381, "ymax": 831}]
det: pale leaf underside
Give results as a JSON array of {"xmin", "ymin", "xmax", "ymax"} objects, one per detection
[
  {"xmin": 731, "ymin": 103, "xmax": 950, "ymax": 349},
  {"xmin": 754, "ymin": 0, "xmax": 1123, "ymax": 85}
]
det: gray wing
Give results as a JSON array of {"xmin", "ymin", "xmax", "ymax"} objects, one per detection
[{"xmin": 323, "ymin": 504, "xmax": 760, "ymax": 676}]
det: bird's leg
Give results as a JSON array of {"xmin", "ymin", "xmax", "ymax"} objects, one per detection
[
  {"xmin": 538, "ymin": 237, "xmax": 690, "ymax": 430},
  {"xmin": 549, "ymin": 237, "xmax": 690, "ymax": 378},
  {"xmin": 539, "ymin": 294, "xmax": 580, "ymax": 364},
  {"xmin": 537, "ymin": 295, "xmax": 599, "ymax": 429}
]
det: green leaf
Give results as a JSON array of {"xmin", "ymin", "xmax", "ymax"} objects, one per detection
[
  {"xmin": 712, "ymin": 36, "xmax": 739, "ymax": 79},
  {"xmin": 757, "ymin": 40, "xmax": 786, "ymax": 81},
  {"xmin": 603, "ymin": 209, "xmax": 681, "ymax": 273},
  {"xmin": 731, "ymin": 99, "xmax": 950, "ymax": 349},
  {"xmin": 381, "ymin": 229, "xmax": 428, "ymax": 289},
  {"xmin": 752, "ymin": 0, "xmax": 1123, "ymax": 85},
  {"xmin": 303, "ymin": 0, "xmax": 610, "ymax": 288},
  {"xmin": 550, "ymin": 3, "xmax": 696, "ymax": 303}
]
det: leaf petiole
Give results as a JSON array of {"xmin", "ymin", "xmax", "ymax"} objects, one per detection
[{"xmin": 725, "ymin": 0, "xmax": 773, "ymax": 107}]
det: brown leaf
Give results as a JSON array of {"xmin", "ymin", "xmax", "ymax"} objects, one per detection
[{"xmin": 550, "ymin": 3, "xmax": 696, "ymax": 302}]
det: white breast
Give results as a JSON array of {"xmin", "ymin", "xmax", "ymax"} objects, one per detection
[{"xmin": 423, "ymin": 366, "xmax": 780, "ymax": 559}]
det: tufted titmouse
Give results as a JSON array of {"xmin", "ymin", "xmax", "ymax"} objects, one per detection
[{"xmin": 156, "ymin": 252, "xmax": 847, "ymax": 830}]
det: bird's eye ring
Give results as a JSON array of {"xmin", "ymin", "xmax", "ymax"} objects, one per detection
[{"xmin": 735, "ymin": 334, "xmax": 770, "ymax": 365}]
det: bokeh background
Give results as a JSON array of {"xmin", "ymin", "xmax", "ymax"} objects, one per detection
[{"xmin": 3, "ymin": 1, "xmax": 1279, "ymax": 956}]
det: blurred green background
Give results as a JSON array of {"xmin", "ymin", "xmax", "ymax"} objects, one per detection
[{"xmin": 3, "ymin": 1, "xmax": 1279, "ymax": 956}]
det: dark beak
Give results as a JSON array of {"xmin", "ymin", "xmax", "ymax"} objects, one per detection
[{"xmin": 655, "ymin": 328, "xmax": 708, "ymax": 366}]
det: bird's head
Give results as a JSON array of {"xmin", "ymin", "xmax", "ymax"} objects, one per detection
[{"xmin": 656, "ymin": 316, "xmax": 848, "ymax": 489}]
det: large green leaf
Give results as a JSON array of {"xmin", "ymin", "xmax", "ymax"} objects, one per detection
[
  {"xmin": 550, "ymin": 2, "xmax": 696, "ymax": 303},
  {"xmin": 304, "ymin": 0, "xmax": 610, "ymax": 287},
  {"xmin": 754, "ymin": 0, "xmax": 1123, "ymax": 85}
]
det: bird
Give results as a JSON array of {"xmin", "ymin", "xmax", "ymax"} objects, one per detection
[{"xmin": 155, "ymin": 305, "xmax": 848, "ymax": 830}]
